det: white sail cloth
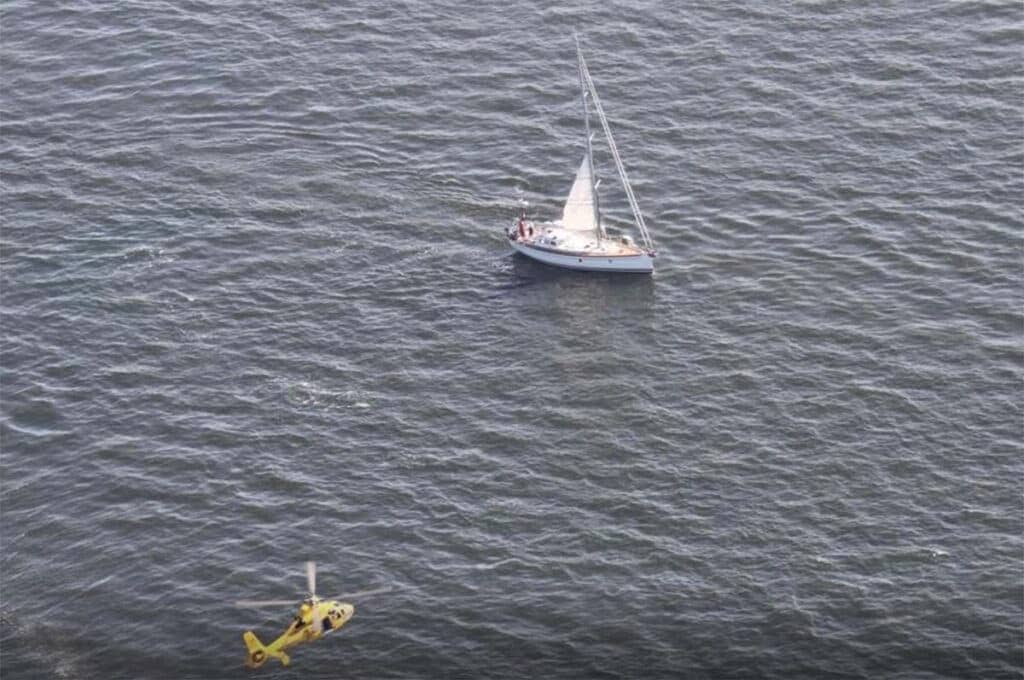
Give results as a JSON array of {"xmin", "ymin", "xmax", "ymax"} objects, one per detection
[{"xmin": 560, "ymin": 154, "xmax": 598, "ymax": 234}]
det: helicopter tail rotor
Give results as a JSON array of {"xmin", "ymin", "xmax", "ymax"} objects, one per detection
[{"xmin": 242, "ymin": 630, "xmax": 268, "ymax": 669}]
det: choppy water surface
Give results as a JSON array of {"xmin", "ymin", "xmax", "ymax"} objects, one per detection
[{"xmin": 2, "ymin": 1, "xmax": 1022, "ymax": 678}]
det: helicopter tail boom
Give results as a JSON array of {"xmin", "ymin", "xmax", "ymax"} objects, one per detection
[{"xmin": 243, "ymin": 630, "xmax": 290, "ymax": 668}]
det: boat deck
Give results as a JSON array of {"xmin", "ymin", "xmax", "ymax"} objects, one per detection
[{"xmin": 514, "ymin": 223, "xmax": 646, "ymax": 258}]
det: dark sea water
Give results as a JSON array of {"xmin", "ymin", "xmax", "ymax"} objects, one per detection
[{"xmin": 2, "ymin": 1, "xmax": 1022, "ymax": 678}]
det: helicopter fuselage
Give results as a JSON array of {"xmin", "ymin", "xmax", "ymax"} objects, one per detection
[{"xmin": 244, "ymin": 599, "xmax": 354, "ymax": 668}]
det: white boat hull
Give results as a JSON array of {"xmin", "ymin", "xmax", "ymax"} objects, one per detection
[{"xmin": 509, "ymin": 237, "xmax": 654, "ymax": 273}]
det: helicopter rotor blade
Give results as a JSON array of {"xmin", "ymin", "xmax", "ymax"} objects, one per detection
[
  {"xmin": 235, "ymin": 599, "xmax": 297, "ymax": 608},
  {"xmin": 306, "ymin": 561, "xmax": 317, "ymax": 598},
  {"xmin": 311, "ymin": 608, "xmax": 323, "ymax": 635},
  {"xmin": 327, "ymin": 585, "xmax": 393, "ymax": 600}
]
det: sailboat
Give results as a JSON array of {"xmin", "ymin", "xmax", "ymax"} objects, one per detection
[{"xmin": 507, "ymin": 37, "xmax": 656, "ymax": 273}]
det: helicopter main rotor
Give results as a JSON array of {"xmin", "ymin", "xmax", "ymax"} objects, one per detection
[{"xmin": 235, "ymin": 561, "xmax": 391, "ymax": 609}]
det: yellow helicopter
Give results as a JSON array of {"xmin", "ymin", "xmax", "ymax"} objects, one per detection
[{"xmin": 236, "ymin": 561, "xmax": 388, "ymax": 668}]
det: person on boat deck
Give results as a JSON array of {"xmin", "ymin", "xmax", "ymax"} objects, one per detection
[{"xmin": 517, "ymin": 216, "xmax": 526, "ymax": 239}]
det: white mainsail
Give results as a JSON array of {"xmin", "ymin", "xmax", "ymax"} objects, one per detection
[{"xmin": 560, "ymin": 153, "xmax": 598, "ymax": 234}]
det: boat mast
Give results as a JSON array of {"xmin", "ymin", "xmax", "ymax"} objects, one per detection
[
  {"xmin": 577, "ymin": 44, "xmax": 654, "ymax": 252},
  {"xmin": 575, "ymin": 33, "xmax": 603, "ymax": 240}
]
